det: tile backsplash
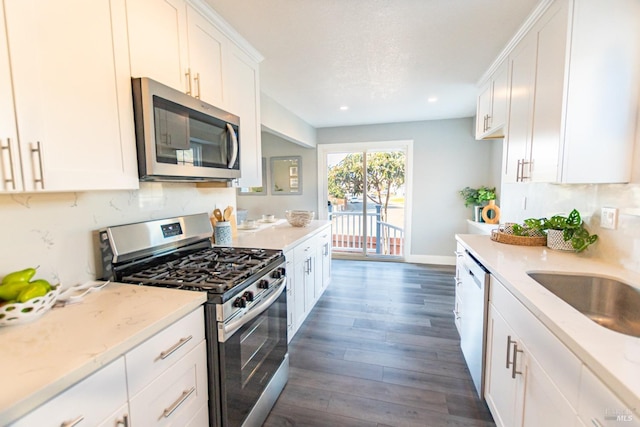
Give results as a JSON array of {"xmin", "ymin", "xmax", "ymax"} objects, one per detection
[
  {"xmin": 500, "ymin": 182, "xmax": 640, "ymax": 273},
  {"xmin": 0, "ymin": 183, "xmax": 235, "ymax": 287}
]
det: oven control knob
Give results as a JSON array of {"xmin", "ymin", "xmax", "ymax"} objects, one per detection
[
  {"xmin": 233, "ymin": 297, "xmax": 247, "ymax": 308},
  {"xmin": 243, "ymin": 291, "xmax": 254, "ymax": 302},
  {"xmin": 271, "ymin": 269, "xmax": 282, "ymax": 279},
  {"xmin": 258, "ymin": 279, "xmax": 270, "ymax": 289}
]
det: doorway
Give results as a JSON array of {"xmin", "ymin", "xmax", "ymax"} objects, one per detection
[{"xmin": 317, "ymin": 141, "xmax": 413, "ymax": 260}]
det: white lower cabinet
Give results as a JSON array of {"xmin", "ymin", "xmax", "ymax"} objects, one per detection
[
  {"xmin": 317, "ymin": 230, "xmax": 332, "ymax": 294},
  {"xmin": 9, "ymin": 357, "xmax": 129, "ymax": 427},
  {"xmin": 486, "ymin": 275, "xmax": 581, "ymax": 427},
  {"xmin": 486, "ymin": 274, "xmax": 637, "ymax": 427},
  {"xmin": 126, "ymin": 307, "xmax": 208, "ymax": 426},
  {"xmin": 10, "ymin": 307, "xmax": 207, "ymax": 426},
  {"xmin": 578, "ymin": 366, "xmax": 639, "ymax": 427},
  {"xmin": 286, "ymin": 224, "xmax": 332, "ymax": 342},
  {"xmin": 129, "ymin": 341, "xmax": 208, "ymax": 427}
]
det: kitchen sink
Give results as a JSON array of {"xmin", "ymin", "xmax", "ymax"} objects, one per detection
[{"xmin": 527, "ymin": 272, "xmax": 640, "ymax": 338}]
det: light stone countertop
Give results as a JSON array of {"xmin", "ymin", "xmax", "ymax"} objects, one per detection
[
  {"xmin": 0, "ymin": 282, "xmax": 206, "ymax": 425},
  {"xmin": 456, "ymin": 234, "xmax": 640, "ymax": 415},
  {"xmin": 232, "ymin": 219, "xmax": 332, "ymax": 252}
]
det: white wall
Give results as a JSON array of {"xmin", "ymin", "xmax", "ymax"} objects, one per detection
[
  {"xmin": 261, "ymin": 93, "xmax": 317, "ymax": 148},
  {"xmin": 317, "ymin": 117, "xmax": 496, "ymax": 262},
  {"xmin": 236, "ymin": 132, "xmax": 318, "ymax": 220},
  {"xmin": 0, "ymin": 185, "xmax": 235, "ymax": 287}
]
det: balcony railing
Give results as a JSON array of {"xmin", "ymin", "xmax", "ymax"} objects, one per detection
[{"xmin": 329, "ymin": 205, "xmax": 404, "ymax": 256}]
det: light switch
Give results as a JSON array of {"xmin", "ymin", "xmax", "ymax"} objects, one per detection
[{"xmin": 600, "ymin": 207, "xmax": 618, "ymax": 230}]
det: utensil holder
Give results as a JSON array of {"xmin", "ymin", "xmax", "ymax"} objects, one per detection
[{"xmin": 214, "ymin": 221, "xmax": 232, "ymax": 246}]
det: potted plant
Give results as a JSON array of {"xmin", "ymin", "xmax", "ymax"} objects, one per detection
[
  {"xmin": 513, "ymin": 209, "xmax": 598, "ymax": 252},
  {"xmin": 459, "ymin": 186, "xmax": 497, "ymax": 222}
]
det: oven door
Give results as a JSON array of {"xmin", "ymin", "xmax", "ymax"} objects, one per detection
[{"xmin": 218, "ymin": 280, "xmax": 288, "ymax": 426}]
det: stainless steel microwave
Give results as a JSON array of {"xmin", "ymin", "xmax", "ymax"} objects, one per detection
[{"xmin": 131, "ymin": 77, "xmax": 240, "ymax": 182}]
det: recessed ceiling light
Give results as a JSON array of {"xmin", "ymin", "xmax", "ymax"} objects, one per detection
[
  {"xmin": 339, "ymin": 105, "xmax": 349, "ymax": 111},
  {"xmin": 427, "ymin": 97, "xmax": 438, "ymax": 103}
]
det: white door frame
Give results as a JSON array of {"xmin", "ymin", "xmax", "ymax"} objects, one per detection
[{"xmin": 317, "ymin": 140, "xmax": 414, "ymax": 260}]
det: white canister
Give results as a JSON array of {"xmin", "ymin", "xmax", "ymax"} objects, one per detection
[{"xmin": 214, "ymin": 221, "xmax": 232, "ymax": 246}]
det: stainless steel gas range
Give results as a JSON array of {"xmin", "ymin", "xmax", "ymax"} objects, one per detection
[{"xmin": 98, "ymin": 213, "xmax": 288, "ymax": 427}]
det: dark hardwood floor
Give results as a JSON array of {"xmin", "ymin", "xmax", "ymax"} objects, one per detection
[{"xmin": 263, "ymin": 259, "xmax": 495, "ymax": 427}]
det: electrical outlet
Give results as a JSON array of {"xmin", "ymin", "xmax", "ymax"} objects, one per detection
[{"xmin": 600, "ymin": 207, "xmax": 618, "ymax": 230}]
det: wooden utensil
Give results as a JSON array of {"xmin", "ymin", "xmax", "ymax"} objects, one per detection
[
  {"xmin": 213, "ymin": 208, "xmax": 223, "ymax": 222},
  {"xmin": 225, "ymin": 206, "xmax": 238, "ymax": 237},
  {"xmin": 223, "ymin": 206, "xmax": 233, "ymax": 220}
]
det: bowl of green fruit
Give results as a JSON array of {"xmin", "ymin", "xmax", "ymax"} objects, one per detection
[{"xmin": 0, "ymin": 267, "xmax": 60, "ymax": 326}]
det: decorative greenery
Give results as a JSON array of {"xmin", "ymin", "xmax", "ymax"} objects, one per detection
[
  {"xmin": 458, "ymin": 186, "xmax": 496, "ymax": 208},
  {"xmin": 512, "ymin": 209, "xmax": 598, "ymax": 252}
]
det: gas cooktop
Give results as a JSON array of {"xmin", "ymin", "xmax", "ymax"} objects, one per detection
[{"xmin": 118, "ymin": 247, "xmax": 283, "ymax": 293}]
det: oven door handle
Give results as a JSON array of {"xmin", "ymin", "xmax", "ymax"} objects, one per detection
[{"xmin": 218, "ymin": 277, "xmax": 286, "ymax": 342}]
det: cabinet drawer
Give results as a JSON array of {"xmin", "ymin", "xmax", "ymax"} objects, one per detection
[
  {"xmin": 126, "ymin": 307, "xmax": 205, "ymax": 396},
  {"xmin": 578, "ymin": 366, "xmax": 639, "ymax": 427},
  {"xmin": 10, "ymin": 357, "xmax": 127, "ymax": 427},
  {"xmin": 490, "ymin": 276, "xmax": 581, "ymax": 407},
  {"xmin": 129, "ymin": 340, "xmax": 209, "ymax": 427},
  {"xmin": 293, "ymin": 235, "xmax": 316, "ymax": 260}
]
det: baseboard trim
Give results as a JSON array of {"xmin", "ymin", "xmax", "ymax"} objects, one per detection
[{"xmin": 405, "ymin": 255, "xmax": 456, "ymax": 266}]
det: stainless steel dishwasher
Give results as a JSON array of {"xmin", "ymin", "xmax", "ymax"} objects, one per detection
[{"xmin": 459, "ymin": 249, "xmax": 490, "ymax": 398}]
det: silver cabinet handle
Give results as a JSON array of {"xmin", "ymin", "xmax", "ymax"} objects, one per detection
[
  {"xmin": 591, "ymin": 418, "xmax": 604, "ymax": 427},
  {"xmin": 185, "ymin": 68, "xmax": 192, "ymax": 95},
  {"xmin": 323, "ymin": 242, "xmax": 329, "ymax": 256},
  {"xmin": 159, "ymin": 335, "xmax": 193, "ymax": 360},
  {"xmin": 163, "ymin": 386, "xmax": 195, "ymax": 418},
  {"xmin": 31, "ymin": 141, "xmax": 45, "ymax": 189},
  {"xmin": 452, "ymin": 309, "xmax": 460, "ymax": 320},
  {"xmin": 61, "ymin": 415, "xmax": 84, "ymax": 427},
  {"xmin": 1, "ymin": 138, "xmax": 17, "ymax": 190},
  {"xmin": 506, "ymin": 335, "xmax": 516, "ymax": 369},
  {"xmin": 116, "ymin": 414, "xmax": 129, "ymax": 427},
  {"xmin": 511, "ymin": 343, "xmax": 523, "ymax": 379},
  {"xmin": 454, "ymin": 251, "xmax": 463, "ymax": 257}
]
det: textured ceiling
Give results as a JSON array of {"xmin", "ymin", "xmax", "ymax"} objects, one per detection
[{"xmin": 206, "ymin": 0, "xmax": 540, "ymax": 128}]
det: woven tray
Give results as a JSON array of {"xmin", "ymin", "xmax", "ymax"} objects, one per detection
[{"xmin": 490, "ymin": 229, "xmax": 547, "ymax": 246}]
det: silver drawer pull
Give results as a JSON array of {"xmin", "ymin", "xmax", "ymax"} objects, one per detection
[
  {"xmin": 116, "ymin": 414, "xmax": 129, "ymax": 427},
  {"xmin": 591, "ymin": 418, "xmax": 604, "ymax": 427},
  {"xmin": 159, "ymin": 335, "xmax": 193, "ymax": 360},
  {"xmin": 506, "ymin": 335, "xmax": 516, "ymax": 369},
  {"xmin": 163, "ymin": 386, "xmax": 196, "ymax": 418},
  {"xmin": 61, "ymin": 415, "xmax": 84, "ymax": 427},
  {"xmin": 511, "ymin": 344, "xmax": 523, "ymax": 379}
]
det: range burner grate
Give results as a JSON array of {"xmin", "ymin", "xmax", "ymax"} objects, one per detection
[{"xmin": 120, "ymin": 246, "xmax": 282, "ymax": 293}]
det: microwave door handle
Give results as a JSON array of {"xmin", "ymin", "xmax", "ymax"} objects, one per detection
[{"xmin": 227, "ymin": 123, "xmax": 238, "ymax": 169}]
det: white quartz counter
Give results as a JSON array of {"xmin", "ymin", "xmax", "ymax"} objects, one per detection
[
  {"xmin": 232, "ymin": 219, "xmax": 332, "ymax": 251},
  {"xmin": 456, "ymin": 234, "xmax": 640, "ymax": 415},
  {"xmin": 0, "ymin": 282, "xmax": 206, "ymax": 425}
]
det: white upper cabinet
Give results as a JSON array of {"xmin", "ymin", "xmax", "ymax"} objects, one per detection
[
  {"xmin": 476, "ymin": 59, "xmax": 509, "ymax": 140},
  {"xmin": 503, "ymin": 31, "xmax": 537, "ymax": 183},
  {"xmin": 500, "ymin": 0, "xmax": 640, "ymax": 184},
  {"xmin": 126, "ymin": 0, "xmax": 190, "ymax": 94},
  {"xmin": 186, "ymin": 4, "xmax": 227, "ymax": 108},
  {"xmin": 127, "ymin": 0, "xmax": 227, "ymax": 108},
  {"xmin": 227, "ymin": 43, "xmax": 262, "ymax": 187},
  {"xmin": 0, "ymin": 4, "xmax": 20, "ymax": 192},
  {"xmin": 1, "ymin": 0, "xmax": 138, "ymax": 192},
  {"xmin": 560, "ymin": 0, "xmax": 640, "ymax": 183}
]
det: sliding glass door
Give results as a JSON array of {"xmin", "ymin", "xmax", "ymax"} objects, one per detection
[{"xmin": 319, "ymin": 141, "xmax": 411, "ymax": 259}]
